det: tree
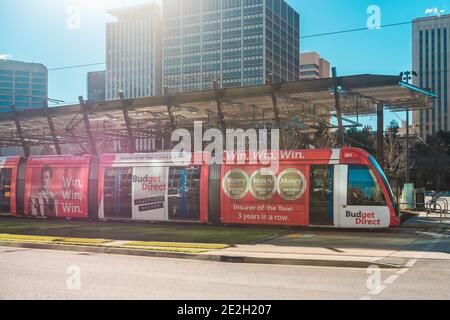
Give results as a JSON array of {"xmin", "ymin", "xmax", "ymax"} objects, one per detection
[
  {"xmin": 281, "ymin": 124, "xmax": 338, "ymax": 150},
  {"xmin": 425, "ymin": 130, "xmax": 450, "ymax": 190},
  {"xmin": 282, "ymin": 124, "xmax": 338, "ymax": 150},
  {"xmin": 384, "ymin": 122, "xmax": 406, "ymax": 181},
  {"xmin": 311, "ymin": 124, "xmax": 338, "ymax": 149},
  {"xmin": 387, "ymin": 119, "xmax": 400, "ymax": 135},
  {"xmin": 345, "ymin": 126, "xmax": 375, "ymax": 154},
  {"xmin": 427, "ymin": 130, "xmax": 450, "ymax": 156},
  {"xmin": 411, "ymin": 130, "xmax": 450, "ymax": 191}
]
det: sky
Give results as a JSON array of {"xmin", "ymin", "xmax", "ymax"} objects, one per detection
[{"xmin": 0, "ymin": 0, "xmax": 448, "ymax": 128}]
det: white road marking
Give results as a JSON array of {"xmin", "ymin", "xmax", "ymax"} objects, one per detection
[
  {"xmin": 359, "ymin": 227, "xmax": 449, "ymax": 300},
  {"xmin": 369, "ymin": 285, "xmax": 386, "ymax": 296},
  {"xmin": 406, "ymin": 259, "xmax": 417, "ymax": 268},
  {"xmin": 384, "ymin": 275, "xmax": 399, "ymax": 284},
  {"xmin": 397, "ymin": 268, "xmax": 409, "ymax": 275}
]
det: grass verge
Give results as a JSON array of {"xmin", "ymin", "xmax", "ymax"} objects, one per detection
[{"xmin": 0, "ymin": 217, "xmax": 287, "ymax": 244}]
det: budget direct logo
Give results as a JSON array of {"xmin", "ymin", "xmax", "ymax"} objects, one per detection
[
  {"xmin": 133, "ymin": 175, "xmax": 166, "ymax": 191},
  {"xmin": 346, "ymin": 210, "xmax": 381, "ymax": 226}
]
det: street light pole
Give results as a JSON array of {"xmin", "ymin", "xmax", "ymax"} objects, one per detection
[
  {"xmin": 400, "ymin": 71, "xmax": 417, "ymax": 184},
  {"xmin": 406, "ymin": 107, "xmax": 410, "ymax": 184}
]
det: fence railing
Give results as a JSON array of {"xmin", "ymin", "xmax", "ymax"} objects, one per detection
[{"xmin": 400, "ymin": 196, "xmax": 449, "ymax": 224}]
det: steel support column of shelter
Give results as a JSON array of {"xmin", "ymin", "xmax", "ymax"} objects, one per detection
[
  {"xmin": 332, "ymin": 67, "xmax": 345, "ymax": 146},
  {"xmin": 119, "ymin": 91, "xmax": 136, "ymax": 153},
  {"xmin": 9, "ymin": 104, "xmax": 29, "ymax": 157},
  {"xmin": 213, "ymin": 80, "xmax": 227, "ymax": 135},
  {"xmin": 78, "ymin": 96, "xmax": 98, "ymax": 156},
  {"xmin": 376, "ymin": 103, "xmax": 384, "ymax": 168},
  {"xmin": 164, "ymin": 87, "xmax": 177, "ymax": 130},
  {"xmin": 43, "ymin": 100, "xmax": 62, "ymax": 155},
  {"xmin": 266, "ymin": 74, "xmax": 283, "ymax": 146}
]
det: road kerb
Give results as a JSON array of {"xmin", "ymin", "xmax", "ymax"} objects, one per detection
[{"xmin": 0, "ymin": 240, "xmax": 401, "ymax": 269}]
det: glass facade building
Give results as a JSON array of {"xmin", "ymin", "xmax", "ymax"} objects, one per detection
[
  {"xmin": 412, "ymin": 14, "xmax": 450, "ymax": 138},
  {"xmin": 87, "ymin": 71, "xmax": 106, "ymax": 102},
  {"xmin": 163, "ymin": 0, "xmax": 300, "ymax": 93},
  {"xmin": 106, "ymin": 3, "xmax": 162, "ymax": 100},
  {"xmin": 0, "ymin": 60, "xmax": 48, "ymax": 113}
]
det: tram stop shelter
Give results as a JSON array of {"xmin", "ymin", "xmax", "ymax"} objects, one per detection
[{"xmin": 0, "ymin": 73, "xmax": 437, "ymax": 171}]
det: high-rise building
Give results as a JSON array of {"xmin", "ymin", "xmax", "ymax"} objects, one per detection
[
  {"xmin": 0, "ymin": 60, "xmax": 48, "ymax": 112},
  {"xmin": 106, "ymin": 3, "xmax": 162, "ymax": 100},
  {"xmin": 87, "ymin": 71, "xmax": 106, "ymax": 102},
  {"xmin": 163, "ymin": 0, "xmax": 300, "ymax": 93},
  {"xmin": 299, "ymin": 52, "xmax": 330, "ymax": 80},
  {"xmin": 412, "ymin": 14, "xmax": 450, "ymax": 139}
]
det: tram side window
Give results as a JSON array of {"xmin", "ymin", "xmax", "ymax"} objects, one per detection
[
  {"xmin": 103, "ymin": 168, "xmax": 132, "ymax": 219},
  {"xmin": 0, "ymin": 169, "xmax": 12, "ymax": 212},
  {"xmin": 347, "ymin": 165, "xmax": 386, "ymax": 206},
  {"xmin": 168, "ymin": 166, "xmax": 201, "ymax": 220}
]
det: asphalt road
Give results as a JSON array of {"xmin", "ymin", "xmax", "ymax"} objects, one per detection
[{"xmin": 1, "ymin": 247, "xmax": 450, "ymax": 300}]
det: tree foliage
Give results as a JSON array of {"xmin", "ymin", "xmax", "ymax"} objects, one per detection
[{"xmin": 384, "ymin": 120, "xmax": 406, "ymax": 181}]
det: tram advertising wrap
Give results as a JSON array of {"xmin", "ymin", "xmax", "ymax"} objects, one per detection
[
  {"xmin": 98, "ymin": 153, "xmax": 207, "ymax": 222},
  {"xmin": 221, "ymin": 164, "xmax": 309, "ymax": 226},
  {"xmin": 132, "ymin": 167, "xmax": 168, "ymax": 221},
  {"xmin": 24, "ymin": 156, "xmax": 91, "ymax": 219},
  {"xmin": 219, "ymin": 149, "xmax": 322, "ymax": 227}
]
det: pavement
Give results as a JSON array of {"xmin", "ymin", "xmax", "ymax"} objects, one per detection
[
  {"xmin": 204, "ymin": 212, "xmax": 450, "ymax": 268},
  {"xmin": 1, "ymin": 211, "xmax": 449, "ymax": 269}
]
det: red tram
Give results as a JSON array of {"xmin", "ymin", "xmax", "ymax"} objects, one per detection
[{"xmin": 0, "ymin": 147, "xmax": 400, "ymax": 228}]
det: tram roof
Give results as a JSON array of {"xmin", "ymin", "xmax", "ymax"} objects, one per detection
[{"xmin": 0, "ymin": 74, "xmax": 437, "ymax": 148}]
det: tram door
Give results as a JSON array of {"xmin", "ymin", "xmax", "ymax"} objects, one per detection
[
  {"xmin": 309, "ymin": 165, "xmax": 334, "ymax": 226},
  {"xmin": 168, "ymin": 166, "xmax": 201, "ymax": 221},
  {"xmin": 103, "ymin": 167, "xmax": 132, "ymax": 219},
  {"xmin": 0, "ymin": 168, "xmax": 12, "ymax": 213}
]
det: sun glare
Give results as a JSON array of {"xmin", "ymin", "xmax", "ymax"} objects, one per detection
[
  {"xmin": 76, "ymin": 0, "xmax": 115, "ymax": 10},
  {"xmin": 76, "ymin": 0, "xmax": 162, "ymax": 11}
]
